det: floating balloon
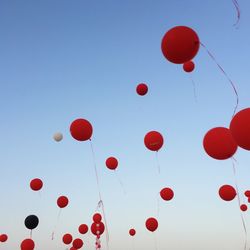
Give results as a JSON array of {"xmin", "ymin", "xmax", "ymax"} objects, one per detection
[
  {"xmin": 93, "ymin": 213, "xmax": 102, "ymax": 223},
  {"xmin": 230, "ymin": 108, "xmax": 250, "ymax": 150},
  {"xmin": 57, "ymin": 196, "xmax": 69, "ymax": 208},
  {"xmin": 91, "ymin": 222, "xmax": 105, "ymax": 236},
  {"xmin": 73, "ymin": 238, "xmax": 83, "ymax": 249},
  {"xmin": 183, "ymin": 61, "xmax": 195, "ymax": 72},
  {"xmin": 240, "ymin": 204, "xmax": 248, "ymax": 212},
  {"xmin": 53, "ymin": 132, "xmax": 63, "ymax": 142},
  {"xmin": 144, "ymin": 131, "xmax": 164, "ymax": 151},
  {"xmin": 145, "ymin": 217, "xmax": 158, "ymax": 232},
  {"xmin": 20, "ymin": 239, "xmax": 35, "ymax": 250},
  {"xmin": 0, "ymin": 234, "xmax": 8, "ymax": 242},
  {"xmin": 219, "ymin": 185, "xmax": 237, "ymax": 201},
  {"xmin": 78, "ymin": 224, "xmax": 88, "ymax": 234},
  {"xmin": 161, "ymin": 26, "xmax": 200, "ymax": 64},
  {"xmin": 203, "ymin": 127, "xmax": 237, "ymax": 160},
  {"xmin": 160, "ymin": 187, "xmax": 174, "ymax": 201},
  {"xmin": 70, "ymin": 118, "xmax": 93, "ymax": 141},
  {"xmin": 30, "ymin": 178, "xmax": 43, "ymax": 191},
  {"xmin": 136, "ymin": 83, "xmax": 148, "ymax": 96},
  {"xmin": 105, "ymin": 157, "xmax": 118, "ymax": 170},
  {"xmin": 244, "ymin": 190, "xmax": 250, "ymax": 197},
  {"xmin": 129, "ymin": 228, "xmax": 136, "ymax": 236},
  {"xmin": 24, "ymin": 215, "xmax": 39, "ymax": 230},
  {"xmin": 62, "ymin": 233, "xmax": 73, "ymax": 245}
]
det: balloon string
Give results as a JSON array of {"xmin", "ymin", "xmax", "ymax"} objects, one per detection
[
  {"xmin": 30, "ymin": 230, "xmax": 32, "ymax": 239},
  {"xmin": 114, "ymin": 170, "xmax": 127, "ymax": 195},
  {"xmin": 155, "ymin": 152, "xmax": 161, "ymax": 174},
  {"xmin": 232, "ymin": 0, "xmax": 240, "ymax": 27},
  {"xmin": 200, "ymin": 42, "xmax": 239, "ymax": 117},
  {"xmin": 51, "ymin": 208, "xmax": 62, "ymax": 240},
  {"xmin": 190, "ymin": 75, "xmax": 198, "ymax": 103},
  {"xmin": 153, "ymin": 232, "xmax": 158, "ymax": 250},
  {"xmin": 132, "ymin": 237, "xmax": 135, "ymax": 250},
  {"xmin": 156, "ymin": 195, "xmax": 160, "ymax": 218}
]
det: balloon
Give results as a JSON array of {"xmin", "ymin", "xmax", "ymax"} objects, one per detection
[
  {"xmin": 78, "ymin": 224, "xmax": 88, "ymax": 234},
  {"xmin": 62, "ymin": 233, "xmax": 73, "ymax": 245},
  {"xmin": 144, "ymin": 131, "xmax": 164, "ymax": 151},
  {"xmin": 0, "ymin": 234, "xmax": 8, "ymax": 242},
  {"xmin": 145, "ymin": 217, "xmax": 158, "ymax": 232},
  {"xmin": 183, "ymin": 61, "xmax": 195, "ymax": 72},
  {"xmin": 230, "ymin": 108, "xmax": 250, "ymax": 150},
  {"xmin": 20, "ymin": 239, "xmax": 35, "ymax": 250},
  {"xmin": 129, "ymin": 228, "xmax": 136, "ymax": 236},
  {"xmin": 53, "ymin": 132, "xmax": 63, "ymax": 142},
  {"xmin": 93, "ymin": 213, "xmax": 102, "ymax": 223},
  {"xmin": 161, "ymin": 26, "xmax": 200, "ymax": 64},
  {"xmin": 70, "ymin": 248, "xmax": 77, "ymax": 250},
  {"xmin": 91, "ymin": 222, "xmax": 105, "ymax": 236},
  {"xmin": 105, "ymin": 157, "xmax": 118, "ymax": 170},
  {"xmin": 57, "ymin": 196, "xmax": 69, "ymax": 208},
  {"xmin": 30, "ymin": 178, "xmax": 43, "ymax": 191},
  {"xmin": 240, "ymin": 204, "xmax": 248, "ymax": 212},
  {"xmin": 218, "ymin": 185, "xmax": 237, "ymax": 201},
  {"xmin": 70, "ymin": 118, "xmax": 93, "ymax": 141},
  {"xmin": 160, "ymin": 187, "xmax": 174, "ymax": 201},
  {"xmin": 248, "ymin": 198, "xmax": 250, "ymax": 203},
  {"xmin": 24, "ymin": 215, "xmax": 39, "ymax": 230},
  {"xmin": 73, "ymin": 238, "xmax": 83, "ymax": 249},
  {"xmin": 203, "ymin": 127, "xmax": 237, "ymax": 160},
  {"xmin": 244, "ymin": 190, "xmax": 250, "ymax": 197},
  {"xmin": 136, "ymin": 83, "xmax": 148, "ymax": 96}
]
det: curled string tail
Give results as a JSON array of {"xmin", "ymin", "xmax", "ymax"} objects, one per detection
[
  {"xmin": 114, "ymin": 170, "xmax": 127, "ymax": 195},
  {"xmin": 232, "ymin": 0, "xmax": 241, "ymax": 27}
]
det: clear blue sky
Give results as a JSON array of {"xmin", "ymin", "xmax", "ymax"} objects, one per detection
[{"xmin": 1, "ymin": 1, "xmax": 250, "ymax": 249}]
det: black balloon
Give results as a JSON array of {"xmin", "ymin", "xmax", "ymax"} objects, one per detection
[{"xmin": 24, "ymin": 215, "xmax": 39, "ymax": 230}]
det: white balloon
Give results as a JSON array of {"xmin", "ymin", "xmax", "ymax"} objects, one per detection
[{"xmin": 53, "ymin": 132, "xmax": 63, "ymax": 142}]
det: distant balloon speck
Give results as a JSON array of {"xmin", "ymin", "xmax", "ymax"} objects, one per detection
[{"xmin": 53, "ymin": 132, "xmax": 63, "ymax": 142}]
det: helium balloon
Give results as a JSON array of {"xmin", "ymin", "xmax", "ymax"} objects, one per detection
[
  {"xmin": 244, "ymin": 190, "xmax": 250, "ymax": 197},
  {"xmin": 0, "ymin": 234, "xmax": 8, "ymax": 242},
  {"xmin": 53, "ymin": 132, "xmax": 63, "ymax": 142},
  {"xmin": 145, "ymin": 217, "xmax": 158, "ymax": 232},
  {"xmin": 129, "ymin": 228, "xmax": 136, "ymax": 236},
  {"xmin": 62, "ymin": 233, "xmax": 73, "ymax": 245},
  {"xmin": 203, "ymin": 127, "xmax": 237, "ymax": 160},
  {"xmin": 161, "ymin": 26, "xmax": 200, "ymax": 64},
  {"xmin": 160, "ymin": 187, "xmax": 174, "ymax": 201},
  {"xmin": 70, "ymin": 248, "xmax": 77, "ymax": 250},
  {"xmin": 230, "ymin": 108, "xmax": 250, "ymax": 150},
  {"xmin": 183, "ymin": 61, "xmax": 195, "ymax": 72},
  {"xmin": 91, "ymin": 222, "xmax": 105, "ymax": 236},
  {"xmin": 144, "ymin": 131, "xmax": 164, "ymax": 151},
  {"xmin": 93, "ymin": 213, "xmax": 102, "ymax": 223},
  {"xmin": 240, "ymin": 204, "xmax": 248, "ymax": 212},
  {"xmin": 248, "ymin": 198, "xmax": 250, "ymax": 203},
  {"xmin": 24, "ymin": 215, "xmax": 39, "ymax": 230},
  {"xmin": 78, "ymin": 224, "xmax": 88, "ymax": 234},
  {"xmin": 218, "ymin": 185, "xmax": 237, "ymax": 201},
  {"xmin": 73, "ymin": 238, "xmax": 83, "ymax": 249},
  {"xmin": 20, "ymin": 239, "xmax": 35, "ymax": 250},
  {"xmin": 136, "ymin": 83, "xmax": 148, "ymax": 96},
  {"xmin": 57, "ymin": 196, "xmax": 69, "ymax": 208},
  {"xmin": 105, "ymin": 157, "xmax": 118, "ymax": 170},
  {"xmin": 70, "ymin": 118, "xmax": 93, "ymax": 141},
  {"xmin": 30, "ymin": 178, "xmax": 43, "ymax": 191}
]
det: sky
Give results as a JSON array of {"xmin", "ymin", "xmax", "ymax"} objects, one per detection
[{"xmin": 1, "ymin": 0, "xmax": 250, "ymax": 249}]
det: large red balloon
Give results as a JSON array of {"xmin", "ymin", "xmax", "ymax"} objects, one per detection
[
  {"xmin": 30, "ymin": 178, "xmax": 43, "ymax": 191},
  {"xmin": 129, "ymin": 228, "xmax": 136, "ymax": 236},
  {"xmin": 144, "ymin": 131, "xmax": 164, "ymax": 151},
  {"xmin": 20, "ymin": 239, "xmax": 35, "ymax": 250},
  {"xmin": 161, "ymin": 26, "xmax": 200, "ymax": 64},
  {"xmin": 73, "ymin": 238, "xmax": 83, "ymax": 249},
  {"xmin": 91, "ymin": 222, "xmax": 105, "ymax": 236},
  {"xmin": 105, "ymin": 157, "xmax": 118, "ymax": 170},
  {"xmin": 78, "ymin": 224, "xmax": 88, "ymax": 234},
  {"xmin": 0, "ymin": 234, "xmax": 8, "ymax": 242},
  {"xmin": 62, "ymin": 233, "xmax": 73, "ymax": 245},
  {"xmin": 230, "ymin": 108, "xmax": 250, "ymax": 150},
  {"xmin": 219, "ymin": 185, "xmax": 237, "ymax": 201},
  {"xmin": 93, "ymin": 213, "xmax": 102, "ymax": 223},
  {"xmin": 70, "ymin": 118, "xmax": 93, "ymax": 141},
  {"xmin": 145, "ymin": 217, "xmax": 158, "ymax": 232},
  {"xmin": 136, "ymin": 83, "xmax": 148, "ymax": 96},
  {"xmin": 160, "ymin": 187, "xmax": 174, "ymax": 201},
  {"xmin": 57, "ymin": 196, "xmax": 69, "ymax": 208},
  {"xmin": 203, "ymin": 127, "xmax": 237, "ymax": 160},
  {"xmin": 183, "ymin": 61, "xmax": 195, "ymax": 73}
]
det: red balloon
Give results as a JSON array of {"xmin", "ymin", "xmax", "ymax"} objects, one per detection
[
  {"xmin": 161, "ymin": 26, "xmax": 200, "ymax": 64},
  {"xmin": 105, "ymin": 157, "xmax": 118, "ymax": 170},
  {"xmin": 73, "ymin": 238, "xmax": 83, "ymax": 249},
  {"xmin": 248, "ymin": 198, "xmax": 250, "ymax": 203},
  {"xmin": 129, "ymin": 228, "xmax": 136, "ymax": 236},
  {"xmin": 30, "ymin": 178, "xmax": 43, "ymax": 191},
  {"xmin": 145, "ymin": 217, "xmax": 158, "ymax": 232},
  {"xmin": 230, "ymin": 108, "xmax": 250, "ymax": 150},
  {"xmin": 244, "ymin": 190, "xmax": 250, "ymax": 197},
  {"xmin": 240, "ymin": 204, "xmax": 248, "ymax": 212},
  {"xmin": 136, "ymin": 83, "xmax": 148, "ymax": 96},
  {"xmin": 20, "ymin": 239, "xmax": 35, "ymax": 250},
  {"xmin": 70, "ymin": 118, "xmax": 93, "ymax": 141},
  {"xmin": 0, "ymin": 234, "xmax": 8, "ymax": 242},
  {"xmin": 160, "ymin": 187, "xmax": 174, "ymax": 201},
  {"xmin": 203, "ymin": 127, "xmax": 237, "ymax": 160},
  {"xmin": 93, "ymin": 213, "xmax": 102, "ymax": 223},
  {"xmin": 78, "ymin": 224, "xmax": 88, "ymax": 234},
  {"xmin": 70, "ymin": 248, "xmax": 77, "ymax": 250},
  {"xmin": 183, "ymin": 61, "xmax": 195, "ymax": 73},
  {"xmin": 91, "ymin": 222, "xmax": 105, "ymax": 236},
  {"xmin": 62, "ymin": 233, "xmax": 73, "ymax": 245},
  {"xmin": 57, "ymin": 196, "xmax": 69, "ymax": 208},
  {"xmin": 219, "ymin": 185, "xmax": 237, "ymax": 201},
  {"xmin": 144, "ymin": 131, "xmax": 164, "ymax": 151}
]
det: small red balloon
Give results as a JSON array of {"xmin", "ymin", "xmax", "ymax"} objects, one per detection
[
  {"xmin": 91, "ymin": 222, "xmax": 105, "ymax": 236},
  {"xmin": 203, "ymin": 127, "xmax": 237, "ymax": 160},
  {"xmin": 136, "ymin": 83, "xmax": 148, "ymax": 96},
  {"xmin": 245, "ymin": 190, "xmax": 250, "ymax": 197},
  {"xmin": 20, "ymin": 239, "xmax": 35, "ymax": 250},
  {"xmin": 240, "ymin": 204, "xmax": 248, "ymax": 212},
  {"xmin": 0, "ymin": 234, "xmax": 8, "ymax": 242},
  {"xmin": 183, "ymin": 61, "xmax": 195, "ymax": 72},
  {"xmin": 145, "ymin": 217, "xmax": 158, "ymax": 232},
  {"xmin": 129, "ymin": 228, "xmax": 136, "ymax": 236},
  {"xmin": 219, "ymin": 185, "xmax": 237, "ymax": 201},
  {"xmin": 105, "ymin": 157, "xmax": 118, "ymax": 170},
  {"xmin": 78, "ymin": 224, "xmax": 88, "ymax": 234},
  {"xmin": 160, "ymin": 187, "xmax": 174, "ymax": 201},
  {"xmin": 73, "ymin": 238, "xmax": 83, "ymax": 249},
  {"xmin": 30, "ymin": 178, "xmax": 43, "ymax": 191},
  {"xmin": 144, "ymin": 131, "xmax": 164, "ymax": 151},
  {"xmin": 62, "ymin": 233, "xmax": 73, "ymax": 245},
  {"xmin": 70, "ymin": 118, "xmax": 93, "ymax": 141},
  {"xmin": 248, "ymin": 198, "xmax": 250, "ymax": 203},
  {"xmin": 93, "ymin": 213, "xmax": 102, "ymax": 223},
  {"xmin": 57, "ymin": 196, "xmax": 69, "ymax": 208}
]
